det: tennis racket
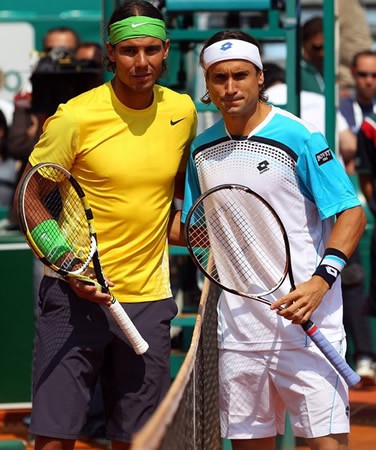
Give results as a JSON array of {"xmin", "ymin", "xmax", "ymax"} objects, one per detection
[
  {"xmin": 184, "ymin": 183, "xmax": 360, "ymax": 387},
  {"xmin": 18, "ymin": 162, "xmax": 149, "ymax": 355}
]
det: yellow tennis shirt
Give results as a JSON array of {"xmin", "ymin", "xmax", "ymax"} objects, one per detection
[{"xmin": 30, "ymin": 81, "xmax": 197, "ymax": 302}]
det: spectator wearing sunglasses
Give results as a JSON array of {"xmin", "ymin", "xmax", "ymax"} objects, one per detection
[
  {"xmin": 338, "ymin": 0, "xmax": 373, "ymax": 92},
  {"xmin": 301, "ymin": 9, "xmax": 373, "ymax": 96},
  {"xmin": 301, "ymin": 19, "xmax": 376, "ymax": 386},
  {"xmin": 339, "ymin": 51, "xmax": 376, "ymax": 174},
  {"xmin": 300, "ymin": 16, "xmax": 325, "ymax": 95},
  {"xmin": 340, "ymin": 51, "xmax": 376, "ymax": 136}
]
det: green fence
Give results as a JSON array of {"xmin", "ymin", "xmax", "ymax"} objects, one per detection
[
  {"xmin": 0, "ymin": 0, "xmax": 103, "ymax": 50},
  {"xmin": 0, "ymin": 234, "xmax": 34, "ymax": 405}
]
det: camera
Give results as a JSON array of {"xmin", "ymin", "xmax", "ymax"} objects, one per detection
[{"xmin": 30, "ymin": 46, "xmax": 103, "ymax": 116}]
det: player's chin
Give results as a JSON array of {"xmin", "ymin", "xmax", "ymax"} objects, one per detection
[
  {"xmin": 131, "ymin": 74, "xmax": 156, "ymax": 89},
  {"xmin": 221, "ymin": 102, "xmax": 244, "ymax": 115}
]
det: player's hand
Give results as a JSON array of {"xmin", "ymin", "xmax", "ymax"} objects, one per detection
[
  {"xmin": 67, "ymin": 268, "xmax": 115, "ymax": 306},
  {"xmin": 270, "ymin": 276, "xmax": 329, "ymax": 324}
]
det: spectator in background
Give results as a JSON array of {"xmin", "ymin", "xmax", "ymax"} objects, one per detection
[
  {"xmin": 0, "ymin": 110, "xmax": 19, "ymax": 207},
  {"xmin": 300, "ymin": 16, "xmax": 376, "ymax": 385},
  {"xmin": 338, "ymin": 50, "xmax": 376, "ymax": 175},
  {"xmin": 301, "ymin": 7, "xmax": 373, "ymax": 97},
  {"xmin": 356, "ymin": 114, "xmax": 376, "ymax": 317},
  {"xmin": 42, "ymin": 26, "xmax": 80, "ymax": 55},
  {"xmin": 263, "ymin": 62, "xmax": 354, "ymax": 169},
  {"xmin": 339, "ymin": 51, "xmax": 376, "ymax": 142},
  {"xmin": 76, "ymin": 42, "xmax": 103, "ymax": 66},
  {"xmin": 299, "ymin": 14, "xmax": 376, "ymax": 387},
  {"xmin": 264, "ymin": 61, "xmax": 326, "ymax": 134},
  {"xmin": 338, "ymin": 50, "xmax": 376, "ymax": 386},
  {"xmin": 9, "ymin": 26, "xmax": 80, "ymax": 148},
  {"xmin": 337, "ymin": 111, "xmax": 358, "ymax": 174},
  {"xmin": 0, "ymin": 26, "xmax": 81, "ymax": 232},
  {"xmin": 75, "ymin": 42, "xmax": 105, "ymax": 89},
  {"xmin": 338, "ymin": 0, "xmax": 373, "ymax": 93},
  {"xmin": 300, "ymin": 22, "xmax": 376, "ymax": 175},
  {"xmin": 300, "ymin": 16, "xmax": 324, "ymax": 95}
]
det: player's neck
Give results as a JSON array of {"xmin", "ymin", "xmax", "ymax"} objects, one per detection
[
  {"xmin": 225, "ymin": 102, "xmax": 271, "ymax": 137},
  {"xmin": 111, "ymin": 78, "xmax": 155, "ymax": 110}
]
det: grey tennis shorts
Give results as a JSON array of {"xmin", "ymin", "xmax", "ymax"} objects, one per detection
[{"xmin": 30, "ymin": 277, "xmax": 178, "ymax": 443}]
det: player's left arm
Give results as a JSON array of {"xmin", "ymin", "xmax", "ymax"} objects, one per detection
[
  {"xmin": 168, "ymin": 210, "xmax": 185, "ymax": 246},
  {"xmin": 272, "ymin": 205, "xmax": 366, "ymax": 323}
]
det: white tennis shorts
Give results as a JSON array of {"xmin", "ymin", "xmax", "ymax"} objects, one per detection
[{"xmin": 219, "ymin": 340, "xmax": 350, "ymax": 439}]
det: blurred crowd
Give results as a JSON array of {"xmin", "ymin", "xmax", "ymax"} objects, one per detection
[
  {"xmin": 264, "ymin": 1, "xmax": 376, "ymax": 387},
  {"xmin": 0, "ymin": 27, "xmax": 104, "ymax": 227}
]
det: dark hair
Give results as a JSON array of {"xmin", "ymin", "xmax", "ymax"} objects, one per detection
[
  {"xmin": 76, "ymin": 42, "xmax": 104, "ymax": 67},
  {"xmin": 199, "ymin": 30, "xmax": 267, "ymax": 104},
  {"xmin": 43, "ymin": 27, "xmax": 81, "ymax": 52},
  {"xmin": 263, "ymin": 62, "xmax": 285, "ymax": 90},
  {"xmin": 301, "ymin": 16, "xmax": 323, "ymax": 43},
  {"xmin": 104, "ymin": 0, "xmax": 167, "ymax": 73},
  {"xmin": 352, "ymin": 49, "xmax": 376, "ymax": 67}
]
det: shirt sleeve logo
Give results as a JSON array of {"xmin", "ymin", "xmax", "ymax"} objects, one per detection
[{"xmin": 315, "ymin": 148, "xmax": 333, "ymax": 166}]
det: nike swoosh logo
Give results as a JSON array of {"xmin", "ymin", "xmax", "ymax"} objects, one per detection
[
  {"xmin": 131, "ymin": 22, "xmax": 148, "ymax": 28},
  {"xmin": 170, "ymin": 118, "xmax": 186, "ymax": 126}
]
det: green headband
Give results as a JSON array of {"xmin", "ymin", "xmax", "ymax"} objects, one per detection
[{"xmin": 109, "ymin": 16, "xmax": 166, "ymax": 44}]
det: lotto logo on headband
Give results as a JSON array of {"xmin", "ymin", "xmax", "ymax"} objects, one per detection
[
  {"xmin": 202, "ymin": 39, "xmax": 263, "ymax": 70},
  {"xmin": 220, "ymin": 41, "xmax": 233, "ymax": 51}
]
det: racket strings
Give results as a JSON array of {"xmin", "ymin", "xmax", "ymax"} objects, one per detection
[
  {"xmin": 187, "ymin": 187, "xmax": 288, "ymax": 296},
  {"xmin": 23, "ymin": 166, "xmax": 92, "ymax": 270},
  {"xmin": 57, "ymin": 182, "xmax": 93, "ymax": 269}
]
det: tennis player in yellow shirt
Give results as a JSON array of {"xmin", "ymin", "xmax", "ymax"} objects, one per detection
[{"xmin": 15, "ymin": 1, "xmax": 197, "ymax": 449}]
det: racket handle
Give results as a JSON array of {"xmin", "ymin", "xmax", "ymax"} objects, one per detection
[
  {"xmin": 109, "ymin": 298, "xmax": 149, "ymax": 355},
  {"xmin": 73, "ymin": 272, "xmax": 148, "ymax": 354},
  {"xmin": 302, "ymin": 320, "xmax": 360, "ymax": 387}
]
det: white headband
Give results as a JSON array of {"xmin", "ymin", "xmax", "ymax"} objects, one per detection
[{"xmin": 202, "ymin": 39, "xmax": 263, "ymax": 71}]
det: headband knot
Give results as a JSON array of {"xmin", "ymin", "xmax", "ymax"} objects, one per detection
[
  {"xmin": 109, "ymin": 16, "xmax": 166, "ymax": 44},
  {"xmin": 202, "ymin": 39, "xmax": 263, "ymax": 71}
]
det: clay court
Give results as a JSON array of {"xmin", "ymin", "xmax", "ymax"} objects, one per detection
[{"xmin": 1, "ymin": 385, "xmax": 376, "ymax": 449}]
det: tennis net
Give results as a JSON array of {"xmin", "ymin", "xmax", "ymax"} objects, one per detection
[{"xmin": 131, "ymin": 278, "xmax": 221, "ymax": 449}]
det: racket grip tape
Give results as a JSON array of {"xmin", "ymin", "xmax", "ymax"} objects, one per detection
[
  {"xmin": 109, "ymin": 299, "xmax": 149, "ymax": 355},
  {"xmin": 303, "ymin": 320, "xmax": 361, "ymax": 387}
]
